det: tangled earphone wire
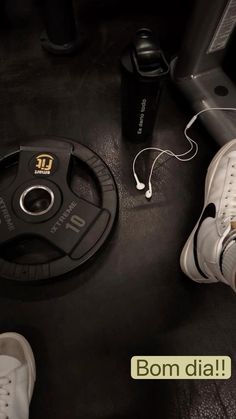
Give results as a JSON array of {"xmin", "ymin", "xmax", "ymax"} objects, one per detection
[{"xmin": 133, "ymin": 107, "xmax": 236, "ymax": 199}]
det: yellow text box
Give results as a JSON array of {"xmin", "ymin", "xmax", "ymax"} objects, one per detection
[{"xmin": 131, "ymin": 356, "xmax": 231, "ymax": 379}]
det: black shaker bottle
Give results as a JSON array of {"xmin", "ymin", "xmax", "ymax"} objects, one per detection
[{"xmin": 121, "ymin": 28, "xmax": 169, "ymax": 142}]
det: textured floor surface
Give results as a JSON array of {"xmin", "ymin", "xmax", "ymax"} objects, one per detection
[{"xmin": 1, "ymin": 1, "xmax": 236, "ymax": 418}]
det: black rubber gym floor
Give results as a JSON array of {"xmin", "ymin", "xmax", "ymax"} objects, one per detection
[{"xmin": 1, "ymin": 1, "xmax": 236, "ymax": 418}]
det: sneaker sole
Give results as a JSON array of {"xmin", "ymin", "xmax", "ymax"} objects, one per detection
[
  {"xmin": 180, "ymin": 138, "xmax": 236, "ymax": 283},
  {"xmin": 0, "ymin": 332, "xmax": 36, "ymax": 401}
]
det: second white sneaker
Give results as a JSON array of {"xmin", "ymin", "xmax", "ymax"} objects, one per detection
[
  {"xmin": 181, "ymin": 138, "xmax": 236, "ymax": 292},
  {"xmin": 0, "ymin": 333, "xmax": 36, "ymax": 419}
]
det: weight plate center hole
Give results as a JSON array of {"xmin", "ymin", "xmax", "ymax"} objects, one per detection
[{"xmin": 20, "ymin": 185, "xmax": 55, "ymax": 216}]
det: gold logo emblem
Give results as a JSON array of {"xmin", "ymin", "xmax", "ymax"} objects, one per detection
[{"xmin": 35, "ymin": 154, "xmax": 54, "ymax": 172}]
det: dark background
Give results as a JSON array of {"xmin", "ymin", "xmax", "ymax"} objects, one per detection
[{"xmin": 1, "ymin": 1, "xmax": 236, "ymax": 418}]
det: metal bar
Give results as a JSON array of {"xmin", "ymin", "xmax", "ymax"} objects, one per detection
[{"xmin": 40, "ymin": 0, "xmax": 77, "ymax": 47}]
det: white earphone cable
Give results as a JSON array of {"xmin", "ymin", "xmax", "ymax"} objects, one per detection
[{"xmin": 133, "ymin": 107, "xmax": 236, "ymax": 199}]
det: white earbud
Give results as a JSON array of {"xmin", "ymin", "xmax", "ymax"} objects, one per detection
[
  {"xmin": 136, "ymin": 181, "xmax": 145, "ymax": 190},
  {"xmin": 133, "ymin": 172, "xmax": 145, "ymax": 190},
  {"xmin": 145, "ymin": 180, "xmax": 152, "ymax": 199},
  {"xmin": 145, "ymin": 189, "xmax": 152, "ymax": 199}
]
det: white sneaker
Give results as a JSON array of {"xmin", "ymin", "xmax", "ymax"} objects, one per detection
[
  {"xmin": 180, "ymin": 138, "xmax": 236, "ymax": 292},
  {"xmin": 0, "ymin": 333, "xmax": 36, "ymax": 419}
]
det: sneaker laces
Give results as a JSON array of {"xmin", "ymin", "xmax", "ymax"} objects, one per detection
[
  {"xmin": 221, "ymin": 161, "xmax": 236, "ymax": 228},
  {"xmin": 0, "ymin": 376, "xmax": 10, "ymax": 419}
]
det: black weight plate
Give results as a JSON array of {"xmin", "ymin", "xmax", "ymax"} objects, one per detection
[{"xmin": 0, "ymin": 137, "xmax": 118, "ymax": 281}]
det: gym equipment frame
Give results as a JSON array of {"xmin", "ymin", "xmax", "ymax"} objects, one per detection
[{"xmin": 172, "ymin": 0, "xmax": 236, "ymax": 145}]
